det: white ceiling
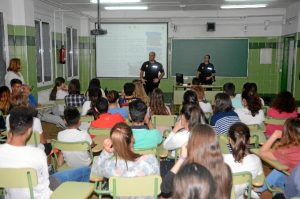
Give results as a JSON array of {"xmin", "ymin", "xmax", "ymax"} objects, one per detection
[{"xmin": 47, "ymin": 0, "xmax": 300, "ymax": 12}]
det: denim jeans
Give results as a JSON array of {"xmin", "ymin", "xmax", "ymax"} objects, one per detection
[
  {"xmin": 258, "ymin": 169, "xmax": 286, "ymax": 192},
  {"xmin": 51, "ymin": 166, "xmax": 91, "ymax": 183}
]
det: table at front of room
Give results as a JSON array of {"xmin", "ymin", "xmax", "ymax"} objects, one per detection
[{"xmin": 173, "ymin": 84, "xmax": 223, "ymax": 112}]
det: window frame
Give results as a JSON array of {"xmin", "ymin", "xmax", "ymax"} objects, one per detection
[
  {"xmin": 35, "ymin": 19, "xmax": 53, "ymax": 87},
  {"xmin": 66, "ymin": 26, "xmax": 79, "ymax": 80}
]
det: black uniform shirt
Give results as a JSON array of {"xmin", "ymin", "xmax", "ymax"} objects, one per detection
[
  {"xmin": 141, "ymin": 61, "xmax": 164, "ymax": 81},
  {"xmin": 197, "ymin": 63, "xmax": 216, "ymax": 84}
]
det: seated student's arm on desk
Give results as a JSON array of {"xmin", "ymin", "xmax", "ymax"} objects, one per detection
[{"xmin": 259, "ymin": 130, "xmax": 282, "ymax": 160}]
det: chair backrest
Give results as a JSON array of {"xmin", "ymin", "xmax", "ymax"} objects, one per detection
[
  {"xmin": 204, "ymin": 91, "xmax": 220, "ymax": 105},
  {"xmin": 264, "ymin": 117, "xmax": 287, "ymax": 126},
  {"xmin": 231, "ymin": 171, "xmax": 252, "ymax": 199},
  {"xmin": 51, "ymin": 140, "xmax": 91, "ymax": 152},
  {"xmin": 218, "ymin": 134, "xmax": 230, "ymax": 154},
  {"xmin": 250, "ymin": 130, "xmax": 267, "ymax": 147},
  {"xmin": 0, "ymin": 168, "xmax": 38, "ymax": 199},
  {"xmin": 88, "ymin": 128, "xmax": 111, "ymax": 136},
  {"xmin": 152, "ymin": 115, "xmax": 177, "ymax": 128},
  {"xmin": 108, "ymin": 175, "xmax": 162, "ymax": 198},
  {"xmin": 173, "ymin": 90, "xmax": 185, "ymax": 106},
  {"xmin": 55, "ymin": 99, "xmax": 65, "ymax": 105},
  {"xmin": 27, "ymin": 131, "xmax": 40, "ymax": 147},
  {"xmin": 81, "ymin": 115, "xmax": 94, "ymax": 123},
  {"xmin": 134, "ymin": 147, "xmax": 157, "ymax": 156}
]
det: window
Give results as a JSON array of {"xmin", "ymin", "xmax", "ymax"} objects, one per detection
[
  {"xmin": 66, "ymin": 27, "xmax": 78, "ymax": 78},
  {"xmin": 35, "ymin": 20, "xmax": 52, "ymax": 85},
  {"xmin": 0, "ymin": 12, "xmax": 5, "ymax": 86}
]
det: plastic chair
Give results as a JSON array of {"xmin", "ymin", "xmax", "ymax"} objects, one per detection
[
  {"xmin": 152, "ymin": 115, "xmax": 177, "ymax": 129},
  {"xmin": 264, "ymin": 117, "xmax": 287, "ymax": 126},
  {"xmin": 0, "ymin": 167, "xmax": 94, "ymax": 199},
  {"xmin": 80, "ymin": 115, "xmax": 94, "ymax": 123},
  {"xmin": 204, "ymin": 90, "xmax": 220, "ymax": 105},
  {"xmin": 94, "ymin": 175, "xmax": 162, "ymax": 199},
  {"xmin": 27, "ymin": 131, "xmax": 41, "ymax": 147},
  {"xmin": 218, "ymin": 134, "xmax": 230, "ymax": 154},
  {"xmin": 231, "ymin": 171, "xmax": 253, "ymax": 199},
  {"xmin": 88, "ymin": 127, "xmax": 111, "ymax": 136},
  {"xmin": 51, "ymin": 140, "xmax": 92, "ymax": 171}
]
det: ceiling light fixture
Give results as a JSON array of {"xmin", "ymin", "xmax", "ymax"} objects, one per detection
[
  {"xmin": 104, "ymin": 6, "xmax": 148, "ymax": 10},
  {"xmin": 90, "ymin": 0, "xmax": 141, "ymax": 3},
  {"xmin": 221, "ymin": 4, "xmax": 267, "ymax": 9}
]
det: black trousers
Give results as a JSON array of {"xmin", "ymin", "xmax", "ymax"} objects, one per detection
[{"xmin": 144, "ymin": 81, "xmax": 159, "ymax": 95}]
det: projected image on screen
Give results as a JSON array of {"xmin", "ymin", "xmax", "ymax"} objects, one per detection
[{"xmin": 96, "ymin": 23, "xmax": 168, "ymax": 78}]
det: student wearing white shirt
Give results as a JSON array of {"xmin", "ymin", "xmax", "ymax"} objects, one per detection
[
  {"xmin": 0, "ymin": 107, "xmax": 92, "ymax": 199},
  {"xmin": 163, "ymin": 102, "xmax": 206, "ymax": 151},
  {"xmin": 6, "ymin": 92, "xmax": 50, "ymax": 153},
  {"xmin": 191, "ymin": 85, "xmax": 213, "ymax": 114},
  {"xmin": 0, "ymin": 107, "xmax": 52, "ymax": 199},
  {"xmin": 81, "ymin": 88, "xmax": 102, "ymax": 116},
  {"xmin": 235, "ymin": 91, "xmax": 265, "ymax": 125},
  {"xmin": 57, "ymin": 107, "xmax": 93, "ymax": 168},
  {"xmin": 5, "ymin": 58, "xmax": 25, "ymax": 91},
  {"xmin": 224, "ymin": 122, "xmax": 263, "ymax": 199}
]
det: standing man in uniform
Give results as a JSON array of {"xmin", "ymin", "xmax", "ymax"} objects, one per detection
[
  {"xmin": 197, "ymin": 54, "xmax": 216, "ymax": 85},
  {"xmin": 140, "ymin": 51, "xmax": 165, "ymax": 94}
]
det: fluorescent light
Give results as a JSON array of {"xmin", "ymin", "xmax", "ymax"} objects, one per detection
[
  {"xmin": 90, "ymin": 0, "xmax": 141, "ymax": 3},
  {"xmin": 104, "ymin": 6, "xmax": 148, "ymax": 10},
  {"xmin": 221, "ymin": 4, "xmax": 267, "ymax": 9}
]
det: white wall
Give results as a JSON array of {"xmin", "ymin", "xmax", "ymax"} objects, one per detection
[
  {"xmin": 282, "ymin": 2, "xmax": 300, "ymax": 35},
  {"xmin": 85, "ymin": 8, "xmax": 285, "ymax": 37}
]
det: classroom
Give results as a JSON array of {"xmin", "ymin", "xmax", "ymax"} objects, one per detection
[{"xmin": 0, "ymin": 0, "xmax": 300, "ymax": 199}]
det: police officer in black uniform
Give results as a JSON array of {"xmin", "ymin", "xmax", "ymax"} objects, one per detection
[
  {"xmin": 197, "ymin": 54, "xmax": 216, "ymax": 85},
  {"xmin": 140, "ymin": 52, "xmax": 165, "ymax": 94}
]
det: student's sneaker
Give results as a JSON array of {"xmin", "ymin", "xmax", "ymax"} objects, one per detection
[{"xmin": 244, "ymin": 189, "xmax": 261, "ymax": 199}]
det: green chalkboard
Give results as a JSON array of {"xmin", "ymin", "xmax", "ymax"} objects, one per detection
[{"xmin": 171, "ymin": 39, "xmax": 248, "ymax": 77}]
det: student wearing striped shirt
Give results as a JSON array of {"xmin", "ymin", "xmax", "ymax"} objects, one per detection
[{"xmin": 210, "ymin": 93, "xmax": 240, "ymax": 135}]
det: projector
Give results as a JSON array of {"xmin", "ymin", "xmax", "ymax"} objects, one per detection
[{"xmin": 90, "ymin": 29, "xmax": 107, "ymax": 35}]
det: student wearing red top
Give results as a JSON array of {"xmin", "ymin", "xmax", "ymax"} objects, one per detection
[
  {"xmin": 256, "ymin": 118, "xmax": 300, "ymax": 195},
  {"xmin": 265, "ymin": 91, "xmax": 298, "ymax": 137},
  {"xmin": 90, "ymin": 97, "xmax": 125, "ymax": 129}
]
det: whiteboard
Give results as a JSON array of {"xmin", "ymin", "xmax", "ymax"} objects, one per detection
[{"xmin": 96, "ymin": 23, "xmax": 168, "ymax": 78}]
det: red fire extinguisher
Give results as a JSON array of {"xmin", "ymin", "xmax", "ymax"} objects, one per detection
[{"xmin": 59, "ymin": 45, "xmax": 66, "ymax": 64}]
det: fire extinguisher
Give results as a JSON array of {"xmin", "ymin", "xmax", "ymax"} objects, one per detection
[{"xmin": 59, "ymin": 45, "xmax": 66, "ymax": 64}]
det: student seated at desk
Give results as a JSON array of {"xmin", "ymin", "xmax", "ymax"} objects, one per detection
[
  {"xmin": 0, "ymin": 86, "xmax": 10, "ymax": 115},
  {"xmin": 235, "ymin": 90, "xmax": 264, "ymax": 125},
  {"xmin": 210, "ymin": 93, "xmax": 240, "ymax": 135},
  {"xmin": 119, "ymin": 82, "xmax": 139, "ymax": 107},
  {"xmin": 90, "ymin": 97, "xmax": 125, "ymax": 129},
  {"xmin": 191, "ymin": 85, "xmax": 213, "ymax": 114},
  {"xmin": 161, "ymin": 124, "xmax": 232, "ymax": 199},
  {"xmin": 133, "ymin": 79, "xmax": 149, "ymax": 105},
  {"xmin": 65, "ymin": 79, "xmax": 86, "ymax": 108},
  {"xmin": 107, "ymin": 90, "xmax": 129, "ymax": 119},
  {"xmin": 57, "ymin": 107, "xmax": 93, "ymax": 168},
  {"xmin": 81, "ymin": 88, "xmax": 102, "ymax": 116},
  {"xmin": 224, "ymin": 122, "xmax": 263, "ymax": 199},
  {"xmin": 6, "ymin": 93, "xmax": 51, "ymax": 154},
  {"xmin": 257, "ymin": 118, "xmax": 300, "ymax": 196},
  {"xmin": 0, "ymin": 107, "xmax": 91, "ymax": 199},
  {"xmin": 163, "ymin": 102, "xmax": 206, "ymax": 151},
  {"xmin": 49, "ymin": 77, "xmax": 68, "ymax": 101},
  {"xmin": 147, "ymin": 88, "xmax": 171, "ymax": 117},
  {"xmin": 265, "ymin": 91, "xmax": 298, "ymax": 137},
  {"xmin": 84, "ymin": 78, "xmax": 106, "ymax": 100},
  {"xmin": 91, "ymin": 122, "xmax": 159, "ymax": 178},
  {"xmin": 284, "ymin": 163, "xmax": 300, "ymax": 199},
  {"xmin": 129, "ymin": 99, "xmax": 162, "ymax": 149},
  {"xmin": 223, "ymin": 82, "xmax": 243, "ymax": 109},
  {"xmin": 172, "ymin": 163, "xmax": 216, "ymax": 199}
]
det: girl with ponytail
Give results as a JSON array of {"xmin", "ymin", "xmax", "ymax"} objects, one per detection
[{"xmin": 224, "ymin": 122, "xmax": 263, "ymax": 199}]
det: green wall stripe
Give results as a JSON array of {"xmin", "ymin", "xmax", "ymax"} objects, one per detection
[
  {"xmin": 249, "ymin": 42, "xmax": 277, "ymax": 49},
  {"xmin": 8, "ymin": 35, "xmax": 35, "ymax": 46}
]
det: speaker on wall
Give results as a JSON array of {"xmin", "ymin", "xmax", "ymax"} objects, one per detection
[{"xmin": 207, "ymin": 22, "xmax": 215, "ymax": 32}]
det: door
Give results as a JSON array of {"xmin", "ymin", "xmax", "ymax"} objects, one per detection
[{"xmin": 281, "ymin": 36, "xmax": 296, "ymax": 92}]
